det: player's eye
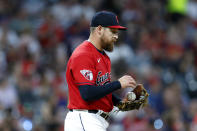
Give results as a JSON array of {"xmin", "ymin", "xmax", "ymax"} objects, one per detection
[
  {"xmin": 110, "ymin": 29, "xmax": 118, "ymax": 35},
  {"xmin": 112, "ymin": 31, "xmax": 118, "ymax": 35}
]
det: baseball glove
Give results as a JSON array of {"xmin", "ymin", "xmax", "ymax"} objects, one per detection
[{"xmin": 116, "ymin": 84, "xmax": 149, "ymax": 111}]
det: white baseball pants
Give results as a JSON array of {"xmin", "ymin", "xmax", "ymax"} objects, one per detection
[{"xmin": 64, "ymin": 110, "xmax": 109, "ymax": 131}]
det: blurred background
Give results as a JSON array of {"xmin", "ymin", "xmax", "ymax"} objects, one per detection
[{"xmin": 0, "ymin": 0, "xmax": 197, "ymax": 131}]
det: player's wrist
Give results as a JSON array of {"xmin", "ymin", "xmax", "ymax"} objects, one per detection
[{"xmin": 113, "ymin": 81, "xmax": 121, "ymax": 89}]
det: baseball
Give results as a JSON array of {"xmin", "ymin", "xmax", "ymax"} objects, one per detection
[{"xmin": 127, "ymin": 91, "xmax": 136, "ymax": 101}]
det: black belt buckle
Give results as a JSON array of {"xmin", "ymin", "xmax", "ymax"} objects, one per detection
[
  {"xmin": 100, "ymin": 113, "xmax": 109, "ymax": 120},
  {"xmin": 88, "ymin": 110, "xmax": 109, "ymax": 120}
]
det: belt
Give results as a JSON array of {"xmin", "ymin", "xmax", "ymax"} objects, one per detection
[{"xmin": 69, "ymin": 109, "xmax": 109, "ymax": 120}]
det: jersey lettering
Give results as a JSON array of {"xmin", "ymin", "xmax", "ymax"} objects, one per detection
[{"xmin": 96, "ymin": 71, "xmax": 111, "ymax": 86}]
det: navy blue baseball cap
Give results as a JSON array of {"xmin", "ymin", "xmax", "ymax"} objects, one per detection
[{"xmin": 91, "ymin": 11, "xmax": 126, "ymax": 30}]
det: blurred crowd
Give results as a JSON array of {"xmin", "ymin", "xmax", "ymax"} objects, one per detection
[{"xmin": 0, "ymin": 0, "xmax": 197, "ymax": 131}]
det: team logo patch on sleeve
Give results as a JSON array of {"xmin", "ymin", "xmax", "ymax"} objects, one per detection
[{"xmin": 80, "ymin": 70, "xmax": 93, "ymax": 81}]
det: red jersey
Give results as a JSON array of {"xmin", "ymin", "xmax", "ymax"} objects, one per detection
[{"xmin": 66, "ymin": 41, "xmax": 113, "ymax": 112}]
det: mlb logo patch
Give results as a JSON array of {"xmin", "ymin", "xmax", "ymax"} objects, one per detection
[{"xmin": 80, "ymin": 70, "xmax": 93, "ymax": 81}]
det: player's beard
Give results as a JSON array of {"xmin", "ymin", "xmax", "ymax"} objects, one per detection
[{"xmin": 100, "ymin": 35, "xmax": 114, "ymax": 52}]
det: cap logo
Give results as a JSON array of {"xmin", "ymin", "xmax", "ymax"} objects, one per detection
[
  {"xmin": 91, "ymin": 11, "xmax": 126, "ymax": 30},
  {"xmin": 116, "ymin": 16, "xmax": 119, "ymax": 24}
]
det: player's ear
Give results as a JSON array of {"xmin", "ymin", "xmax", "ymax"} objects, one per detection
[{"xmin": 96, "ymin": 25, "xmax": 104, "ymax": 36}]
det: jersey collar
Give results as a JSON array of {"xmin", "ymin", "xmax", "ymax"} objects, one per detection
[{"xmin": 86, "ymin": 40, "xmax": 105, "ymax": 55}]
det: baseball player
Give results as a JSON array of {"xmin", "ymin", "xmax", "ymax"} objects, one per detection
[{"xmin": 64, "ymin": 11, "xmax": 147, "ymax": 131}]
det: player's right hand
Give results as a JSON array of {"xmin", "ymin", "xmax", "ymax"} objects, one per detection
[{"xmin": 118, "ymin": 75, "xmax": 136, "ymax": 89}]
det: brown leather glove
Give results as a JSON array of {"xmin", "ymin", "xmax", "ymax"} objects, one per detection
[{"xmin": 116, "ymin": 84, "xmax": 149, "ymax": 111}]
